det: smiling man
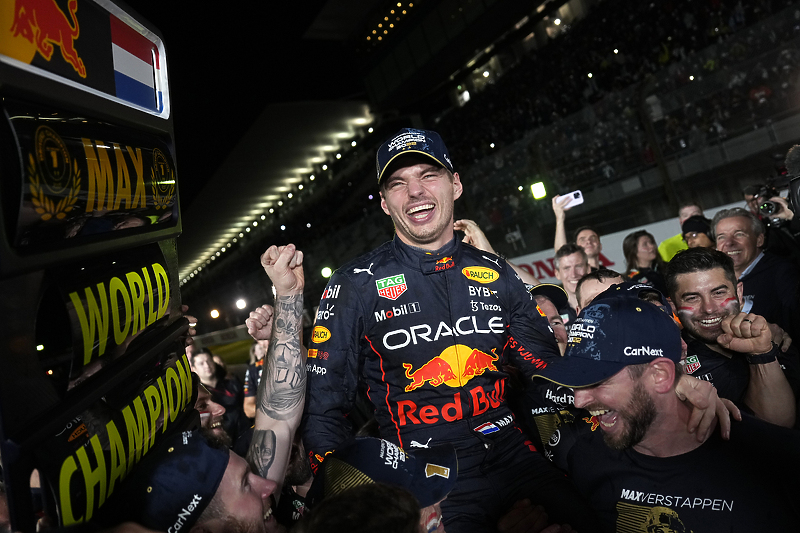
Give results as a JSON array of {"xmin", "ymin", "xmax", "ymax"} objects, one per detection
[
  {"xmin": 711, "ymin": 207, "xmax": 800, "ymax": 342},
  {"xmin": 664, "ymin": 247, "xmax": 798, "ymax": 428},
  {"xmin": 304, "ymin": 128, "xmax": 596, "ymax": 532},
  {"xmin": 554, "ymin": 244, "xmax": 590, "ymax": 319},
  {"xmin": 536, "ymin": 292, "xmax": 800, "ymax": 533},
  {"xmin": 98, "ymin": 430, "xmax": 281, "ymax": 533}
]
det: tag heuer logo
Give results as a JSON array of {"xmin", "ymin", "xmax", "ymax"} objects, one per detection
[
  {"xmin": 376, "ymin": 274, "xmax": 407, "ymax": 300},
  {"xmin": 684, "ymin": 355, "xmax": 701, "ymax": 374}
]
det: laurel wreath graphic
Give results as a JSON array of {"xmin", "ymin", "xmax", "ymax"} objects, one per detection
[
  {"xmin": 28, "ymin": 154, "xmax": 81, "ymax": 221},
  {"xmin": 151, "ymin": 166, "xmax": 175, "ymax": 210}
]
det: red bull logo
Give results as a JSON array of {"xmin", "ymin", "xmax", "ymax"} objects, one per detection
[
  {"xmin": 9, "ymin": 0, "xmax": 87, "ymax": 77},
  {"xmin": 433, "ymin": 256, "xmax": 454, "ymax": 271},
  {"xmin": 396, "ymin": 380, "xmax": 506, "ymax": 426},
  {"xmin": 582, "ymin": 415, "xmax": 600, "ymax": 431},
  {"xmin": 403, "ymin": 344, "xmax": 499, "ymax": 392}
]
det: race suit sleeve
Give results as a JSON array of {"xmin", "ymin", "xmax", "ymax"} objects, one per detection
[
  {"xmin": 301, "ymin": 271, "xmax": 366, "ymax": 473},
  {"xmin": 499, "ymin": 264, "xmax": 562, "ymax": 379}
]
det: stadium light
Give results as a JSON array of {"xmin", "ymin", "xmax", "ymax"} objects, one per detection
[
  {"xmin": 210, "ymin": 309, "xmax": 220, "ymax": 318},
  {"xmin": 322, "ymin": 267, "xmax": 333, "ymax": 278},
  {"xmin": 531, "ymin": 182, "xmax": 546, "ymax": 200},
  {"xmin": 236, "ymin": 299, "xmax": 247, "ymax": 310}
]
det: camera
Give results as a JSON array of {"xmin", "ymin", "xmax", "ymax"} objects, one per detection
[{"xmin": 757, "ymin": 185, "xmax": 782, "ymax": 216}]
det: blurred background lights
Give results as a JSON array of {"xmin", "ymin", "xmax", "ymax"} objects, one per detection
[
  {"xmin": 531, "ymin": 182, "xmax": 547, "ymax": 199},
  {"xmin": 210, "ymin": 309, "xmax": 220, "ymax": 318},
  {"xmin": 236, "ymin": 299, "xmax": 247, "ymax": 309},
  {"xmin": 321, "ymin": 267, "xmax": 333, "ymax": 278}
]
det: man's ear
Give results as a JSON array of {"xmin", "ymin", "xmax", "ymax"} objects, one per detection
[
  {"xmin": 649, "ymin": 358, "xmax": 676, "ymax": 394},
  {"xmin": 452, "ymin": 172, "xmax": 463, "ymax": 201},
  {"xmin": 379, "ymin": 191, "xmax": 390, "ymax": 216}
]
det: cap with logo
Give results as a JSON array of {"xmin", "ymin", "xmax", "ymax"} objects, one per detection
[
  {"xmin": 376, "ymin": 128, "xmax": 454, "ymax": 184},
  {"xmin": 534, "ymin": 291, "xmax": 681, "ymax": 388},
  {"xmin": 96, "ymin": 430, "xmax": 229, "ymax": 531},
  {"xmin": 306, "ymin": 437, "xmax": 457, "ymax": 509}
]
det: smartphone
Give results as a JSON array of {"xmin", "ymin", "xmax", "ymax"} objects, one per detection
[{"xmin": 559, "ymin": 190, "xmax": 584, "ymax": 209}]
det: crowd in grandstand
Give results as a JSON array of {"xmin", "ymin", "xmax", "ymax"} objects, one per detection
[{"xmin": 443, "ymin": 0, "xmax": 800, "ymax": 228}]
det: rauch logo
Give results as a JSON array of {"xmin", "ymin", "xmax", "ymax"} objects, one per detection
[{"xmin": 461, "ymin": 267, "xmax": 498, "ymax": 284}]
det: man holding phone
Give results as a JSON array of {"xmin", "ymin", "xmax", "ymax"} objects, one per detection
[{"xmin": 552, "ymin": 191, "xmax": 603, "ymax": 270}]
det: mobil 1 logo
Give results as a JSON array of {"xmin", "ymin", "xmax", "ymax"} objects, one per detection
[{"xmin": 375, "ymin": 302, "xmax": 421, "ymax": 322}]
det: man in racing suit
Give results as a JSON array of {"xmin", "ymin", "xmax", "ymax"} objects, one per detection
[{"xmin": 303, "ymin": 128, "xmax": 595, "ymax": 532}]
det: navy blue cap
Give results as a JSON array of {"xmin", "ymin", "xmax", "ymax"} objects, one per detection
[
  {"xmin": 376, "ymin": 128, "xmax": 454, "ymax": 183},
  {"xmin": 97, "ymin": 430, "xmax": 229, "ymax": 531},
  {"xmin": 307, "ymin": 437, "xmax": 457, "ymax": 509},
  {"xmin": 599, "ymin": 281, "xmax": 671, "ymax": 310},
  {"xmin": 528, "ymin": 283, "xmax": 569, "ymax": 311},
  {"xmin": 534, "ymin": 294, "xmax": 681, "ymax": 388}
]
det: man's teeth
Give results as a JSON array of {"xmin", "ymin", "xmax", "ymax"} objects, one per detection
[
  {"xmin": 589, "ymin": 409, "xmax": 609, "ymax": 416},
  {"xmin": 264, "ymin": 506, "xmax": 273, "ymax": 521},
  {"xmin": 726, "ymin": 250, "xmax": 741, "ymax": 256},
  {"xmin": 700, "ymin": 317, "xmax": 723, "ymax": 327},
  {"xmin": 210, "ymin": 421, "xmax": 221, "ymax": 429},
  {"xmin": 408, "ymin": 204, "xmax": 434, "ymax": 215}
]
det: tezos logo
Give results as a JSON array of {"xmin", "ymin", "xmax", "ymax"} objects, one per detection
[
  {"xmin": 312, "ymin": 326, "xmax": 331, "ymax": 343},
  {"xmin": 462, "ymin": 267, "xmax": 498, "ymax": 284},
  {"xmin": 376, "ymin": 274, "xmax": 407, "ymax": 300}
]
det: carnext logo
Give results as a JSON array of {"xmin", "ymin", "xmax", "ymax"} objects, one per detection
[{"xmin": 623, "ymin": 346, "xmax": 664, "ymax": 356}]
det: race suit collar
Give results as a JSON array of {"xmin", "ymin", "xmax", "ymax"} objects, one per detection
[{"xmin": 392, "ymin": 235, "xmax": 460, "ymax": 274}]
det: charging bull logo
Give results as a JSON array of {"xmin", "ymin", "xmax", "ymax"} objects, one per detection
[
  {"xmin": 10, "ymin": 0, "xmax": 86, "ymax": 77},
  {"xmin": 433, "ymin": 256, "xmax": 454, "ymax": 271},
  {"xmin": 403, "ymin": 345, "xmax": 499, "ymax": 392}
]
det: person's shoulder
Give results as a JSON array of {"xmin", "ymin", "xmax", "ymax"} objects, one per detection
[
  {"xmin": 459, "ymin": 242, "xmax": 515, "ymax": 276},
  {"xmin": 327, "ymin": 242, "xmax": 393, "ymax": 282},
  {"xmin": 748, "ymin": 251, "xmax": 798, "ymax": 277},
  {"xmin": 727, "ymin": 412, "xmax": 800, "ymax": 454}
]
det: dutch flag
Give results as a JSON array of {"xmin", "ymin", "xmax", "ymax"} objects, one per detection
[{"xmin": 110, "ymin": 15, "xmax": 162, "ymax": 113}]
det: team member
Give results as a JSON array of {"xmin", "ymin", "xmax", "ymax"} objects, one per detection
[
  {"xmin": 303, "ymin": 128, "xmax": 595, "ymax": 532},
  {"xmin": 665, "ymin": 247, "xmax": 798, "ymax": 427},
  {"xmin": 244, "ymin": 322, "xmax": 272, "ymax": 419},
  {"xmin": 553, "ymin": 243, "xmax": 590, "ymax": 319},
  {"xmin": 537, "ymin": 293, "xmax": 800, "ymax": 532},
  {"xmin": 574, "ymin": 268, "xmax": 625, "ymax": 312}
]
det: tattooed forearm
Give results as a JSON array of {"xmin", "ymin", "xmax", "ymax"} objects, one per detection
[
  {"xmin": 247, "ymin": 429, "xmax": 277, "ymax": 478},
  {"xmin": 257, "ymin": 293, "xmax": 306, "ymax": 420}
]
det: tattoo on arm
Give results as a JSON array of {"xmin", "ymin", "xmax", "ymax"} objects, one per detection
[
  {"xmin": 247, "ymin": 429, "xmax": 276, "ymax": 478},
  {"xmin": 257, "ymin": 293, "xmax": 306, "ymax": 420}
]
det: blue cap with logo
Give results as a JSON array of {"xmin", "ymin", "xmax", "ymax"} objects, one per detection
[
  {"xmin": 534, "ymin": 291, "xmax": 681, "ymax": 388},
  {"xmin": 97, "ymin": 430, "xmax": 229, "ymax": 531},
  {"xmin": 376, "ymin": 128, "xmax": 455, "ymax": 183},
  {"xmin": 307, "ymin": 437, "xmax": 457, "ymax": 509}
]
